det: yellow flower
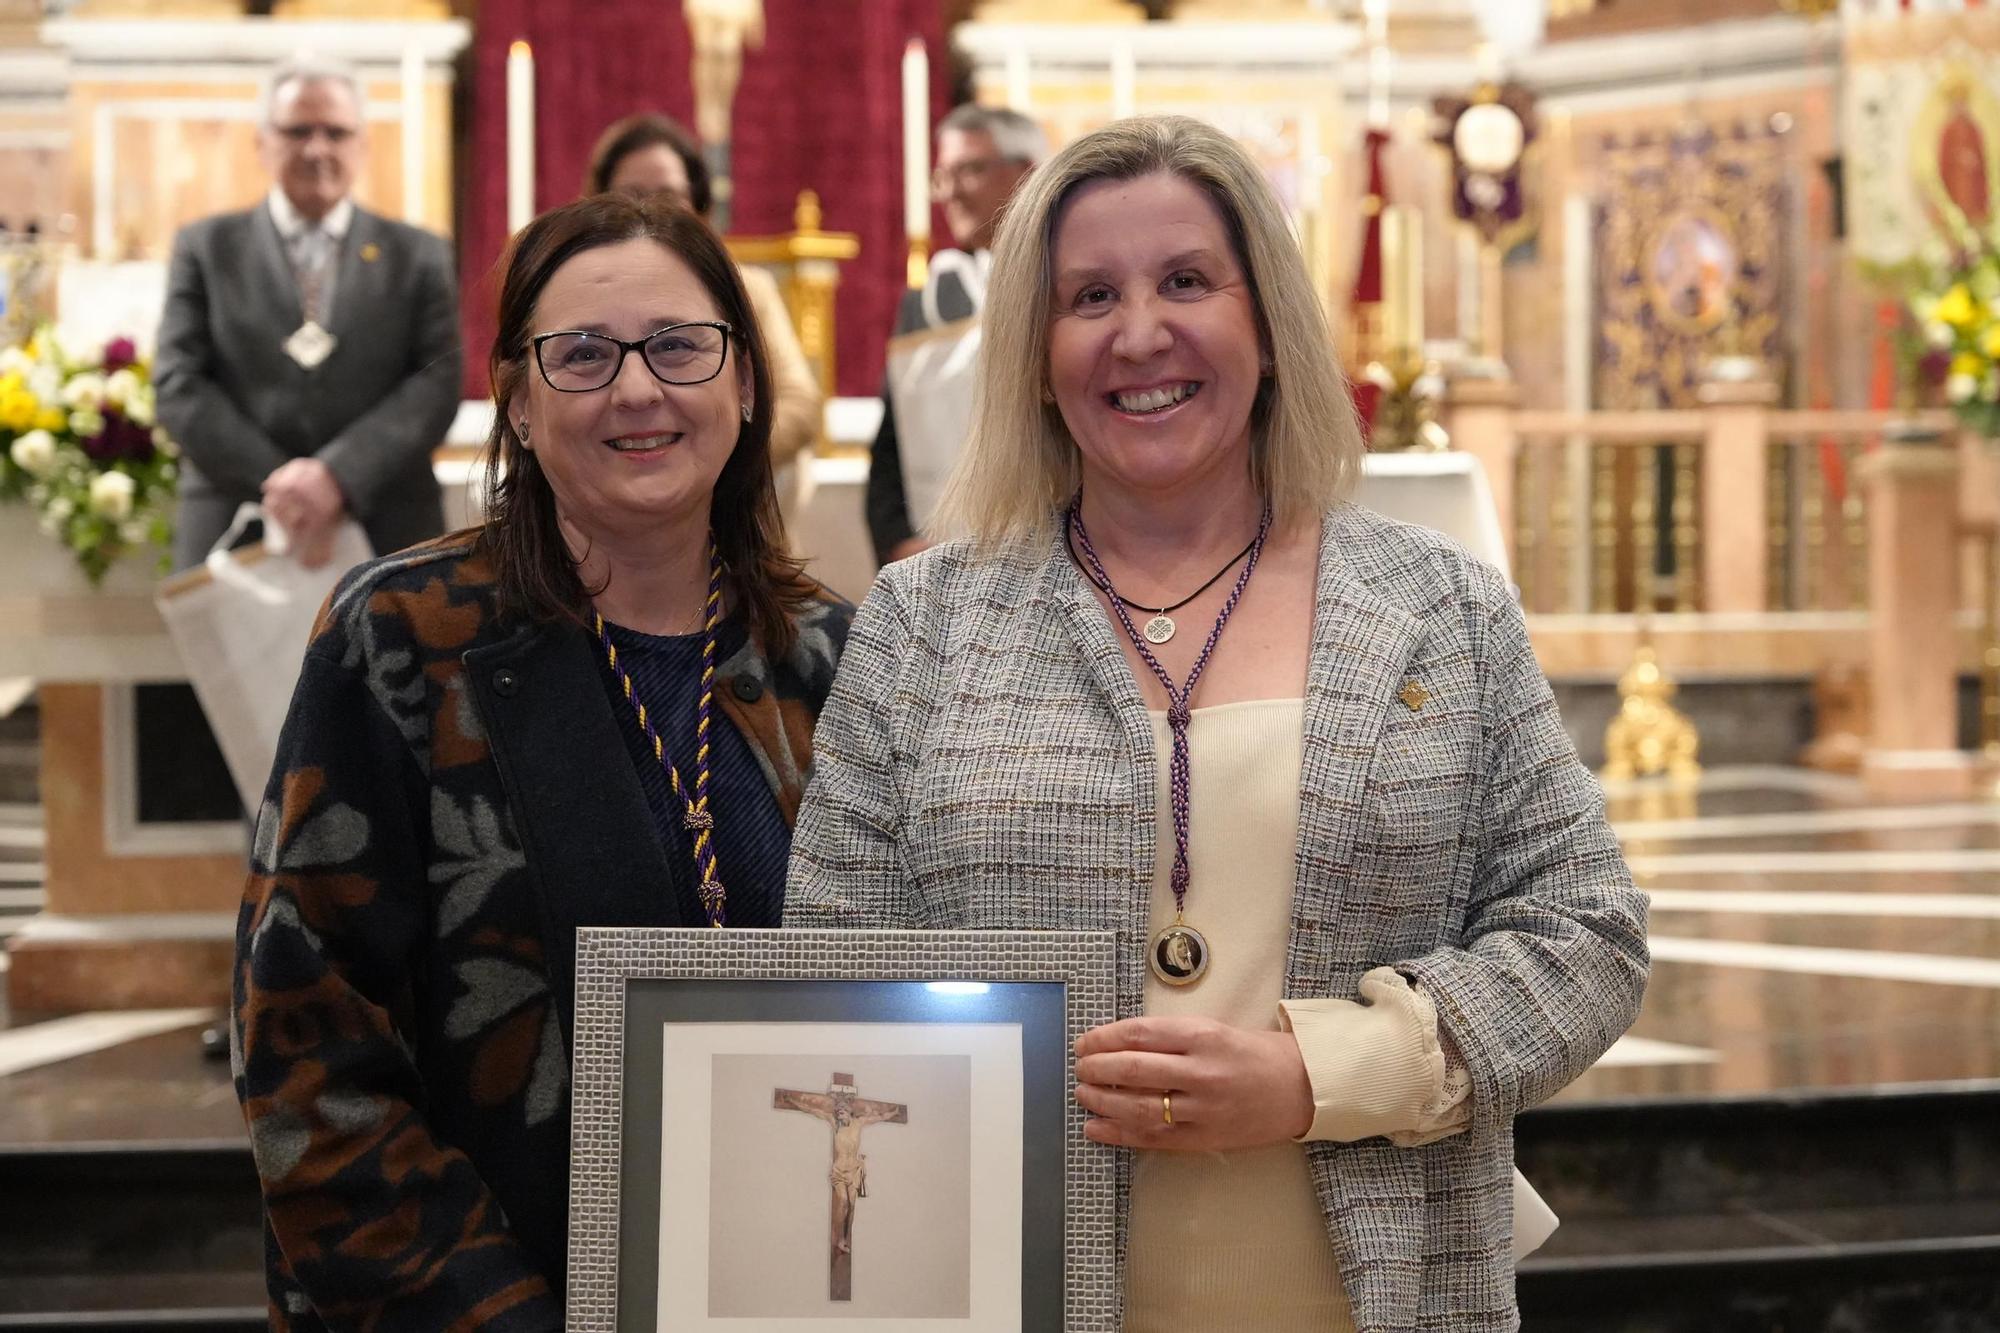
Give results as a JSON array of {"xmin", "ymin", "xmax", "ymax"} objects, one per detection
[
  {"xmin": 1952, "ymin": 351, "xmax": 1987, "ymax": 379},
  {"xmin": 0, "ymin": 389, "xmax": 38, "ymax": 432},
  {"xmin": 1982, "ymin": 325, "xmax": 2000, "ymax": 360},
  {"xmin": 1937, "ymin": 284, "xmax": 1979, "ymax": 328},
  {"xmin": 33, "ymin": 407, "xmax": 64, "ymax": 433}
]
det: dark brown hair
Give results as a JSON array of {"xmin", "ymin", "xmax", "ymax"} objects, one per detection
[
  {"xmin": 476, "ymin": 192, "xmax": 814, "ymax": 656},
  {"xmin": 583, "ymin": 112, "xmax": 712, "ymax": 215}
]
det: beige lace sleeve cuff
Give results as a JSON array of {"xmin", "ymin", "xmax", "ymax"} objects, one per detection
[{"xmin": 1277, "ymin": 966, "xmax": 1473, "ymax": 1146}]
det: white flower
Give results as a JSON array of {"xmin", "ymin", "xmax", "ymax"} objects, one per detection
[
  {"xmin": 124, "ymin": 392, "xmax": 154, "ymax": 429},
  {"xmin": 118, "ymin": 518, "xmax": 150, "ymax": 544},
  {"xmin": 26, "ymin": 364, "xmax": 60, "ymax": 403},
  {"xmin": 69, "ymin": 407, "xmax": 104, "ymax": 437},
  {"xmin": 61, "ymin": 372, "xmax": 105, "ymax": 410},
  {"xmin": 88, "ymin": 470, "xmax": 135, "ymax": 521},
  {"xmin": 1363, "ymin": 361, "xmax": 1397, "ymax": 390},
  {"xmin": 152, "ymin": 427, "xmax": 179, "ymax": 459},
  {"xmin": 103, "ymin": 368, "xmax": 141, "ymax": 407},
  {"xmin": 1947, "ymin": 372, "xmax": 1979, "ymax": 404},
  {"xmin": 1927, "ymin": 321, "xmax": 1957, "ymax": 349},
  {"xmin": 37, "ymin": 509, "xmax": 64, "ymax": 538},
  {"xmin": 9, "ymin": 429, "xmax": 58, "ymax": 479},
  {"xmin": 46, "ymin": 495, "xmax": 73, "ymax": 522},
  {"xmin": 0, "ymin": 347, "xmax": 29, "ymax": 377}
]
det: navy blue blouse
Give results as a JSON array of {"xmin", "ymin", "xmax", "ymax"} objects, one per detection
[{"xmin": 595, "ymin": 618, "xmax": 791, "ymax": 927}]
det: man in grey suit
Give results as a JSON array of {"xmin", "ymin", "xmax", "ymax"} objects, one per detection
[{"xmin": 156, "ymin": 57, "xmax": 461, "ymax": 571}]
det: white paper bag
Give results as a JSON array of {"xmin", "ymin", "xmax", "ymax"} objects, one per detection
[
  {"xmin": 154, "ymin": 503, "xmax": 372, "ymax": 812},
  {"xmin": 884, "ymin": 315, "xmax": 981, "ymax": 541},
  {"xmin": 1512, "ymin": 1166, "xmax": 1560, "ymax": 1261}
]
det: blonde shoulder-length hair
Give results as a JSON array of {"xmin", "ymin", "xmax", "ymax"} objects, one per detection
[{"xmin": 934, "ymin": 114, "xmax": 1363, "ymax": 547}]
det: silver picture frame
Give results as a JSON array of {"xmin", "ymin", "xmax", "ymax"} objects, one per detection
[{"xmin": 566, "ymin": 927, "xmax": 1118, "ymax": 1331}]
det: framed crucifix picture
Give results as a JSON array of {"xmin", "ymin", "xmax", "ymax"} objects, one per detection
[{"xmin": 565, "ymin": 928, "xmax": 1118, "ymax": 1332}]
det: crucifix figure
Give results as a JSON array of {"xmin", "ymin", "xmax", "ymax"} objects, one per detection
[{"xmin": 772, "ymin": 1072, "xmax": 908, "ymax": 1301}]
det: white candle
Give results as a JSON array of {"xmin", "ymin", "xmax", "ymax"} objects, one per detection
[
  {"xmin": 400, "ymin": 45, "xmax": 424, "ymax": 225},
  {"xmin": 1406, "ymin": 207, "xmax": 1425, "ymax": 350},
  {"xmin": 507, "ymin": 40, "xmax": 535, "ymax": 234},
  {"xmin": 902, "ymin": 38, "xmax": 930, "ymax": 245},
  {"xmin": 1380, "ymin": 207, "xmax": 1404, "ymax": 353}
]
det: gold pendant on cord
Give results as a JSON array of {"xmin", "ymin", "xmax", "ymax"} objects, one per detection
[{"xmin": 1149, "ymin": 920, "xmax": 1209, "ymax": 986}]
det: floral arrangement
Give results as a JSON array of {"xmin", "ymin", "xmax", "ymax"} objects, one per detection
[
  {"xmin": 0, "ymin": 327, "xmax": 178, "ymax": 583},
  {"xmin": 1904, "ymin": 239, "xmax": 2000, "ymax": 438}
]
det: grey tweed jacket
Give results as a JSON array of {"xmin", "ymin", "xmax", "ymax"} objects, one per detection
[{"xmin": 785, "ymin": 503, "xmax": 1649, "ymax": 1332}]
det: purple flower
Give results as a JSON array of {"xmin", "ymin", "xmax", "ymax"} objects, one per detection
[
  {"xmin": 81, "ymin": 409, "xmax": 155, "ymax": 464},
  {"xmin": 101, "ymin": 337, "xmax": 138, "ymax": 373},
  {"xmin": 1919, "ymin": 348, "xmax": 1952, "ymax": 387}
]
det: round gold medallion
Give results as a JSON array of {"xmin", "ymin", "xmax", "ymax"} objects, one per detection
[{"xmin": 1149, "ymin": 922, "xmax": 1209, "ymax": 986}]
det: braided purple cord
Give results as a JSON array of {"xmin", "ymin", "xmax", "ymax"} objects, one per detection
[
  {"xmin": 594, "ymin": 537, "xmax": 730, "ymax": 927},
  {"xmin": 1068, "ymin": 497, "xmax": 1272, "ymax": 914}
]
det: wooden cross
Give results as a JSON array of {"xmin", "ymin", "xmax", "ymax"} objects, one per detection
[{"xmin": 772, "ymin": 1072, "xmax": 908, "ymax": 1301}]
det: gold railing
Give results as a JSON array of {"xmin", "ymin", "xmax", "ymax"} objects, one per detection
[{"xmin": 1490, "ymin": 406, "xmax": 1965, "ymax": 617}]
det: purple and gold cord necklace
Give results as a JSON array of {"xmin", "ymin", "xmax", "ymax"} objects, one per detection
[
  {"xmin": 1068, "ymin": 495, "xmax": 1273, "ymax": 986},
  {"xmin": 594, "ymin": 537, "xmax": 729, "ymax": 927}
]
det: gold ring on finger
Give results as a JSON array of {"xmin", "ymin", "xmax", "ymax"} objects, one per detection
[{"xmin": 1161, "ymin": 1092, "xmax": 1174, "ymax": 1126}]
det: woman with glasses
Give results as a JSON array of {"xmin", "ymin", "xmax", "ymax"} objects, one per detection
[
  {"xmin": 787, "ymin": 116, "xmax": 1646, "ymax": 1330},
  {"xmin": 232, "ymin": 192, "xmax": 851, "ymax": 1327},
  {"xmin": 584, "ymin": 111, "xmax": 823, "ymax": 474}
]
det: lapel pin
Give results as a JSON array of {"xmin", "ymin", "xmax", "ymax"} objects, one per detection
[
  {"xmin": 1399, "ymin": 681, "xmax": 1429, "ymax": 712},
  {"xmin": 360, "ymin": 242, "xmax": 381, "ymax": 262}
]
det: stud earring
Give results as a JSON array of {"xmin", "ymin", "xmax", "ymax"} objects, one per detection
[
  {"xmin": 740, "ymin": 401, "xmax": 754, "ymax": 423},
  {"xmin": 517, "ymin": 419, "xmax": 532, "ymax": 446}
]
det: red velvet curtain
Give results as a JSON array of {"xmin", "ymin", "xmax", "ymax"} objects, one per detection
[{"xmin": 461, "ymin": 0, "xmax": 946, "ymax": 402}]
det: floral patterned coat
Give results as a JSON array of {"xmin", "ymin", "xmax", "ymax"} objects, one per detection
[{"xmin": 231, "ymin": 533, "xmax": 851, "ymax": 1331}]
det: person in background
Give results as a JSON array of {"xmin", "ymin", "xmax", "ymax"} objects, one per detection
[
  {"xmin": 155, "ymin": 56, "xmax": 460, "ymax": 571},
  {"xmin": 866, "ymin": 103, "xmax": 1046, "ymax": 565},
  {"xmin": 233, "ymin": 193, "xmax": 851, "ymax": 1326},
  {"xmin": 584, "ymin": 111, "xmax": 823, "ymax": 475},
  {"xmin": 788, "ymin": 115, "xmax": 1647, "ymax": 1331}
]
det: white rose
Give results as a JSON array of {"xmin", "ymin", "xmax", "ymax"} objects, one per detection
[
  {"xmin": 152, "ymin": 427, "xmax": 179, "ymax": 459},
  {"xmin": 103, "ymin": 368, "xmax": 141, "ymax": 406},
  {"xmin": 119, "ymin": 518, "xmax": 151, "ymax": 544},
  {"xmin": 1927, "ymin": 322, "xmax": 1958, "ymax": 349},
  {"xmin": 69, "ymin": 408, "xmax": 105, "ymax": 437},
  {"xmin": 125, "ymin": 391, "xmax": 154, "ymax": 428},
  {"xmin": 1948, "ymin": 372, "xmax": 1979, "ymax": 404},
  {"xmin": 9, "ymin": 428, "xmax": 58, "ymax": 479},
  {"xmin": 0, "ymin": 347, "xmax": 29, "ymax": 376},
  {"xmin": 88, "ymin": 470, "xmax": 135, "ymax": 521},
  {"xmin": 26, "ymin": 365, "xmax": 60, "ymax": 403},
  {"xmin": 47, "ymin": 495, "xmax": 73, "ymax": 521},
  {"xmin": 61, "ymin": 372, "xmax": 105, "ymax": 410}
]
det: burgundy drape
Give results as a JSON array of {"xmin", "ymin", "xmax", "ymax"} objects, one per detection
[{"xmin": 460, "ymin": 0, "xmax": 947, "ymax": 401}]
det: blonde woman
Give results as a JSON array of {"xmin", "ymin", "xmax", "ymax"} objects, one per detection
[{"xmin": 786, "ymin": 116, "xmax": 1647, "ymax": 1331}]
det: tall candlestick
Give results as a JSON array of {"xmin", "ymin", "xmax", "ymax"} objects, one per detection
[
  {"xmin": 902, "ymin": 38, "xmax": 930, "ymax": 250},
  {"xmin": 507, "ymin": 41, "xmax": 535, "ymax": 234}
]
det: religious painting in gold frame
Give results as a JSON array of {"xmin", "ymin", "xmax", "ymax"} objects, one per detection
[{"xmin": 1643, "ymin": 204, "xmax": 1740, "ymax": 337}]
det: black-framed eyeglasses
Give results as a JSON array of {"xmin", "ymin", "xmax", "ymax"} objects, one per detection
[{"xmin": 530, "ymin": 321, "xmax": 734, "ymax": 393}]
